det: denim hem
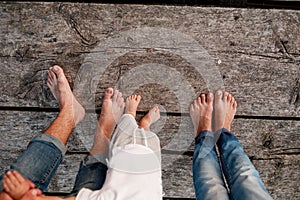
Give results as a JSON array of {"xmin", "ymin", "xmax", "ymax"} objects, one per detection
[
  {"xmin": 84, "ymin": 154, "xmax": 108, "ymax": 166},
  {"xmin": 31, "ymin": 134, "xmax": 67, "ymax": 155},
  {"xmin": 195, "ymin": 130, "xmax": 212, "ymax": 145}
]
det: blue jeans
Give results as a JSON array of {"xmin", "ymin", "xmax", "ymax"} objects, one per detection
[
  {"xmin": 0, "ymin": 134, "xmax": 108, "ymax": 196},
  {"xmin": 193, "ymin": 128, "xmax": 273, "ymax": 200}
]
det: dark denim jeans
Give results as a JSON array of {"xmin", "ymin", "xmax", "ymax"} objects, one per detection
[{"xmin": 0, "ymin": 134, "xmax": 108, "ymax": 197}]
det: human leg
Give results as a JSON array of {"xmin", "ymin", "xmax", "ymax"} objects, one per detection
[
  {"xmin": 0, "ymin": 65, "xmax": 85, "ymax": 193},
  {"xmin": 190, "ymin": 93, "xmax": 229, "ymax": 200},
  {"xmin": 70, "ymin": 88, "xmax": 125, "ymax": 195},
  {"xmin": 215, "ymin": 91, "xmax": 272, "ymax": 200}
]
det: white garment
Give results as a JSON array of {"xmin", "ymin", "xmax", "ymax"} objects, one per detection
[{"xmin": 76, "ymin": 114, "xmax": 163, "ymax": 200}]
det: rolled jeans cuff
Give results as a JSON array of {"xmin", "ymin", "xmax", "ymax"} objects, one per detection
[
  {"xmin": 32, "ymin": 134, "xmax": 67, "ymax": 155},
  {"xmin": 83, "ymin": 154, "xmax": 108, "ymax": 166},
  {"xmin": 195, "ymin": 130, "xmax": 214, "ymax": 145},
  {"xmin": 0, "ymin": 134, "xmax": 66, "ymax": 192}
]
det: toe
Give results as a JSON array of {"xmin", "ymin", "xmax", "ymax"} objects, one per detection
[
  {"xmin": 196, "ymin": 97, "xmax": 201, "ymax": 106},
  {"xmin": 52, "ymin": 65, "xmax": 64, "ymax": 77},
  {"xmin": 227, "ymin": 93, "xmax": 232, "ymax": 102},
  {"xmin": 190, "ymin": 103, "xmax": 195, "ymax": 112},
  {"xmin": 215, "ymin": 90, "xmax": 223, "ymax": 100},
  {"xmin": 223, "ymin": 92, "xmax": 229, "ymax": 100},
  {"xmin": 136, "ymin": 95, "xmax": 141, "ymax": 102},
  {"xmin": 231, "ymin": 96, "xmax": 235, "ymax": 104},
  {"xmin": 48, "ymin": 70, "xmax": 55, "ymax": 82},
  {"xmin": 233, "ymin": 101, "xmax": 238, "ymax": 109},
  {"xmin": 206, "ymin": 92, "xmax": 214, "ymax": 104},
  {"xmin": 195, "ymin": 98, "xmax": 201, "ymax": 108},
  {"xmin": 104, "ymin": 88, "xmax": 114, "ymax": 100},
  {"xmin": 200, "ymin": 94, "xmax": 206, "ymax": 104}
]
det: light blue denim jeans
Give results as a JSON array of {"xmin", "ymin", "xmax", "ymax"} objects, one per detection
[
  {"xmin": 0, "ymin": 134, "xmax": 108, "ymax": 196},
  {"xmin": 193, "ymin": 128, "xmax": 273, "ymax": 200}
]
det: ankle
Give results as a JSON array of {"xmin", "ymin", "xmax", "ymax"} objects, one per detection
[
  {"xmin": 139, "ymin": 121, "xmax": 150, "ymax": 130},
  {"xmin": 224, "ymin": 125, "xmax": 231, "ymax": 131},
  {"xmin": 126, "ymin": 111, "xmax": 136, "ymax": 118}
]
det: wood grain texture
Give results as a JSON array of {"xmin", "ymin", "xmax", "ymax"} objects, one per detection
[
  {"xmin": 0, "ymin": 2, "xmax": 299, "ymax": 116},
  {"xmin": 0, "ymin": 2, "xmax": 299, "ymax": 199},
  {"xmin": 1, "ymin": 111, "xmax": 299, "ymax": 154}
]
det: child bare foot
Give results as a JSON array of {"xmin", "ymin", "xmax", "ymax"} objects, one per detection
[
  {"xmin": 47, "ymin": 65, "xmax": 85, "ymax": 126},
  {"xmin": 139, "ymin": 105, "xmax": 160, "ymax": 131},
  {"xmin": 98, "ymin": 88, "xmax": 125, "ymax": 138},
  {"xmin": 190, "ymin": 93, "xmax": 214, "ymax": 137},
  {"xmin": 19, "ymin": 189, "xmax": 43, "ymax": 200},
  {"xmin": 125, "ymin": 95, "xmax": 141, "ymax": 118},
  {"xmin": 214, "ymin": 90, "xmax": 237, "ymax": 131},
  {"xmin": 3, "ymin": 171, "xmax": 33, "ymax": 200},
  {"xmin": 0, "ymin": 192, "xmax": 13, "ymax": 200}
]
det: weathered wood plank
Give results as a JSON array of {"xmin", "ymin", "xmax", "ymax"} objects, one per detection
[
  {"xmin": 0, "ymin": 2, "xmax": 300, "ymax": 116},
  {"xmin": 0, "ymin": 111, "xmax": 299, "ymax": 198},
  {"xmin": 1, "ymin": 111, "xmax": 299, "ymax": 155},
  {"xmin": 1, "ymin": 151, "xmax": 298, "ymax": 199}
]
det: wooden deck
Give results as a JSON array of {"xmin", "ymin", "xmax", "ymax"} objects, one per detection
[{"xmin": 0, "ymin": 2, "xmax": 299, "ymax": 199}]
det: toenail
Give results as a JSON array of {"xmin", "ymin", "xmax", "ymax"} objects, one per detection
[
  {"xmin": 106, "ymin": 89, "xmax": 113, "ymax": 94},
  {"xmin": 217, "ymin": 90, "xmax": 222, "ymax": 96}
]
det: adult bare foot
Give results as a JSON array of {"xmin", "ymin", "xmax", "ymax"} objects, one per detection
[
  {"xmin": 190, "ymin": 93, "xmax": 214, "ymax": 137},
  {"xmin": 90, "ymin": 88, "xmax": 125, "ymax": 156},
  {"xmin": 139, "ymin": 105, "xmax": 160, "ymax": 131},
  {"xmin": 214, "ymin": 90, "xmax": 237, "ymax": 131},
  {"xmin": 98, "ymin": 88, "xmax": 125, "ymax": 139},
  {"xmin": 47, "ymin": 65, "xmax": 85, "ymax": 126},
  {"xmin": 125, "ymin": 95, "xmax": 141, "ymax": 118}
]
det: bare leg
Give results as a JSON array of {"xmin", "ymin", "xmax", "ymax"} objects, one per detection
[
  {"xmin": 45, "ymin": 65, "xmax": 85, "ymax": 144},
  {"xmin": 0, "ymin": 66, "xmax": 85, "ymax": 197},
  {"xmin": 214, "ymin": 90, "xmax": 237, "ymax": 131},
  {"xmin": 89, "ymin": 88, "xmax": 125, "ymax": 156},
  {"xmin": 190, "ymin": 93, "xmax": 214, "ymax": 137},
  {"xmin": 139, "ymin": 105, "xmax": 160, "ymax": 131},
  {"xmin": 125, "ymin": 94, "xmax": 141, "ymax": 118}
]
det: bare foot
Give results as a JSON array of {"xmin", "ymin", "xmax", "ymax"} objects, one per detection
[
  {"xmin": 98, "ymin": 88, "xmax": 125, "ymax": 138},
  {"xmin": 47, "ymin": 65, "xmax": 85, "ymax": 126},
  {"xmin": 0, "ymin": 192, "xmax": 13, "ymax": 200},
  {"xmin": 125, "ymin": 95, "xmax": 141, "ymax": 118},
  {"xmin": 139, "ymin": 105, "xmax": 160, "ymax": 131},
  {"xmin": 19, "ymin": 189, "xmax": 42, "ymax": 200},
  {"xmin": 89, "ymin": 88, "xmax": 125, "ymax": 156},
  {"xmin": 3, "ymin": 171, "xmax": 33, "ymax": 200},
  {"xmin": 190, "ymin": 93, "xmax": 214, "ymax": 137},
  {"xmin": 214, "ymin": 90, "xmax": 237, "ymax": 131}
]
